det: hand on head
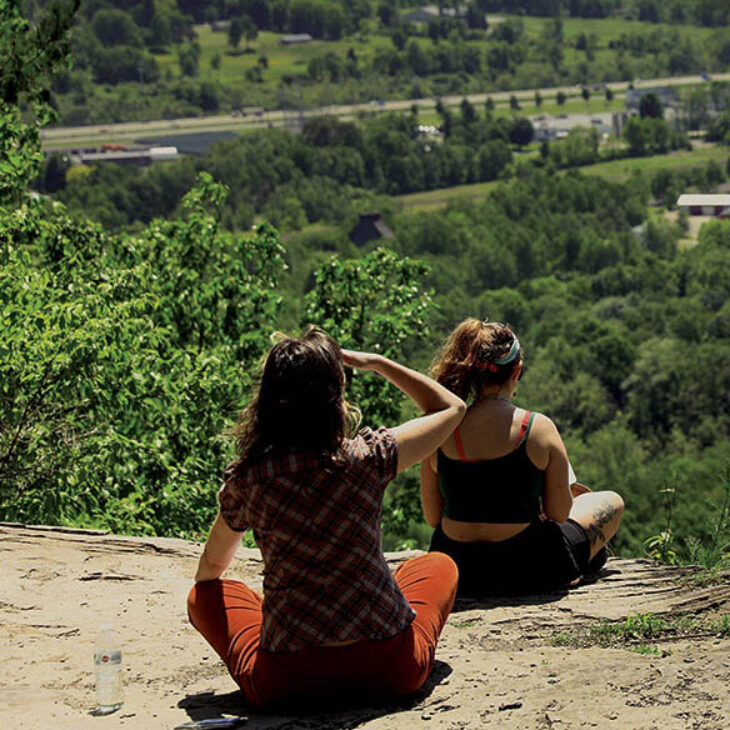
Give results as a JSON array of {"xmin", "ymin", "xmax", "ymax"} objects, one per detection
[{"xmin": 341, "ymin": 349, "xmax": 380, "ymax": 371}]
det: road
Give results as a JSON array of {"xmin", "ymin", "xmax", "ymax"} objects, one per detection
[{"xmin": 40, "ymin": 73, "xmax": 730, "ymax": 150}]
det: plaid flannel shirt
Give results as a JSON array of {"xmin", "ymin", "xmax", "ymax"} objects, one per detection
[{"xmin": 218, "ymin": 427, "xmax": 416, "ymax": 652}]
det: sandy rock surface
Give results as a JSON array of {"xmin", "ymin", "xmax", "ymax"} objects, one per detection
[{"xmin": 2, "ymin": 523, "xmax": 729, "ymax": 729}]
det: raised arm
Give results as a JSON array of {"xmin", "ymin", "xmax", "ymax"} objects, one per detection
[
  {"xmin": 342, "ymin": 350, "xmax": 466, "ymax": 473},
  {"xmin": 194, "ymin": 512, "xmax": 243, "ymax": 582}
]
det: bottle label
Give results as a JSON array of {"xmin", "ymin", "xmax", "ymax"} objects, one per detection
[{"xmin": 95, "ymin": 650, "xmax": 122, "ymax": 665}]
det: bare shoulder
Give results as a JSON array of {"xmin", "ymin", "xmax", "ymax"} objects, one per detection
[
  {"xmin": 527, "ymin": 411, "xmax": 561, "ymax": 444},
  {"xmin": 531, "ymin": 411, "xmax": 556, "ymax": 430}
]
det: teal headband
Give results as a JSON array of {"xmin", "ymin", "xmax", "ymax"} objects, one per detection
[{"xmin": 494, "ymin": 336, "xmax": 521, "ymax": 365}]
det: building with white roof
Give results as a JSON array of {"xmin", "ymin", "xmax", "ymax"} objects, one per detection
[
  {"xmin": 280, "ymin": 34, "xmax": 313, "ymax": 44},
  {"xmin": 68, "ymin": 146, "xmax": 178, "ymax": 166},
  {"xmin": 677, "ymin": 194, "xmax": 730, "ymax": 217}
]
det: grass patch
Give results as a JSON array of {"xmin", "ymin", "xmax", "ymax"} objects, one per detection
[
  {"xmin": 629, "ymin": 644, "xmax": 670, "ymax": 657},
  {"xmin": 550, "ymin": 611, "xmax": 730, "ymax": 650},
  {"xmin": 156, "ymin": 27, "xmax": 394, "ymax": 88},
  {"xmin": 580, "ymin": 146, "xmax": 726, "ymax": 182},
  {"xmin": 494, "ymin": 97, "xmax": 625, "ymax": 117},
  {"xmin": 682, "ymin": 566, "xmax": 730, "ymax": 588},
  {"xmin": 397, "ymin": 179, "xmax": 501, "ymax": 214},
  {"xmin": 508, "ymin": 14, "xmax": 717, "ymax": 46}
]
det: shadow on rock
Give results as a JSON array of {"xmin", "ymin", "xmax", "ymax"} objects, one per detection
[
  {"xmin": 452, "ymin": 565, "xmax": 622, "ymax": 612},
  {"xmin": 453, "ymin": 587, "xmax": 569, "ymax": 612},
  {"xmin": 178, "ymin": 660, "xmax": 453, "ymax": 729}
]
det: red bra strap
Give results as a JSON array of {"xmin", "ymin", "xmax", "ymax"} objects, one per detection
[
  {"xmin": 453, "ymin": 427, "xmax": 467, "ymax": 461},
  {"xmin": 516, "ymin": 410, "xmax": 533, "ymax": 448}
]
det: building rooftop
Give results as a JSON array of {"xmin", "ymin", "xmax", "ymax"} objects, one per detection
[
  {"xmin": 70, "ymin": 146, "xmax": 178, "ymax": 164},
  {"xmin": 677, "ymin": 194, "xmax": 730, "ymax": 207},
  {"xmin": 349, "ymin": 212, "xmax": 394, "ymax": 246},
  {"xmin": 280, "ymin": 34, "xmax": 313, "ymax": 43}
]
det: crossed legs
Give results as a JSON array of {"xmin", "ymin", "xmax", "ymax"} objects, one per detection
[
  {"xmin": 568, "ymin": 490, "xmax": 625, "ymax": 560},
  {"xmin": 187, "ymin": 552, "xmax": 458, "ymax": 708}
]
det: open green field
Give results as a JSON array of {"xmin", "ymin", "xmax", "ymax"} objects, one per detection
[
  {"xmin": 397, "ymin": 180, "xmax": 502, "ymax": 214},
  {"xmin": 155, "ymin": 15, "xmax": 720, "ymax": 89},
  {"xmin": 507, "ymin": 14, "xmax": 717, "ymax": 45},
  {"xmin": 501, "ymin": 14, "xmax": 720, "ymax": 85},
  {"xmin": 155, "ymin": 26, "xmax": 394, "ymax": 87},
  {"xmin": 579, "ymin": 144, "xmax": 725, "ymax": 180},
  {"xmin": 494, "ymin": 96, "xmax": 625, "ymax": 116},
  {"xmin": 396, "ymin": 144, "xmax": 726, "ymax": 215},
  {"xmin": 415, "ymin": 95, "xmax": 626, "ymax": 126}
]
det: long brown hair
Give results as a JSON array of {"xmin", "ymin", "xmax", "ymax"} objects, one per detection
[
  {"xmin": 232, "ymin": 327, "xmax": 359, "ymax": 464},
  {"xmin": 429, "ymin": 318, "xmax": 522, "ymax": 402}
]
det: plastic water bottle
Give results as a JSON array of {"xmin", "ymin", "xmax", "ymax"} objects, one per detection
[{"xmin": 94, "ymin": 625, "xmax": 123, "ymax": 713}]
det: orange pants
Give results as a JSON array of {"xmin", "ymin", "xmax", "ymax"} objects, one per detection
[{"xmin": 187, "ymin": 552, "xmax": 458, "ymax": 709}]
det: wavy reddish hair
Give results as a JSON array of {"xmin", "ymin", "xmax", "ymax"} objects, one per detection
[{"xmin": 429, "ymin": 319, "xmax": 522, "ymax": 401}]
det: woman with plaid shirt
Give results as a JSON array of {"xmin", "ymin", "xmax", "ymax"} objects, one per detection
[{"xmin": 188, "ymin": 327, "xmax": 466, "ymax": 709}]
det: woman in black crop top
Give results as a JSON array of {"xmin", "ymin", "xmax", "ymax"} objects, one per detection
[{"xmin": 420, "ymin": 319, "xmax": 624, "ymax": 596}]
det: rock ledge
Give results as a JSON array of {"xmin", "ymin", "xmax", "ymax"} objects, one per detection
[{"xmin": 1, "ymin": 523, "xmax": 728, "ymax": 729}]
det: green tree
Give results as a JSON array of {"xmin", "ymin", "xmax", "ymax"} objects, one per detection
[
  {"xmin": 460, "ymin": 97, "xmax": 477, "ymax": 125},
  {"xmin": 228, "ymin": 17, "xmax": 244, "ymax": 51},
  {"xmin": 466, "ymin": 1, "xmax": 487, "ymax": 30},
  {"xmin": 1, "ymin": 176, "xmax": 289, "ymax": 535},
  {"xmin": 303, "ymin": 248, "xmax": 436, "ymax": 547},
  {"xmin": 549, "ymin": 127, "xmax": 599, "ymax": 167},
  {"xmin": 241, "ymin": 15, "xmax": 258, "ymax": 51},
  {"xmin": 391, "ymin": 28, "xmax": 406, "ymax": 51},
  {"xmin": 651, "ymin": 169, "xmax": 679, "ymax": 207},
  {"xmin": 303, "ymin": 248, "xmax": 432, "ymax": 427},
  {"xmin": 477, "ymin": 139, "xmax": 512, "ymax": 180},
  {"xmin": 377, "ymin": 2, "xmax": 396, "ymax": 27},
  {"xmin": 705, "ymin": 111, "xmax": 730, "ymax": 143},
  {"xmin": 177, "ymin": 42, "xmax": 200, "ymax": 76},
  {"xmin": 91, "ymin": 8, "xmax": 143, "ymax": 48},
  {"xmin": 1, "ymin": 0, "xmax": 79, "ymax": 206},
  {"xmin": 508, "ymin": 117, "xmax": 534, "ymax": 147},
  {"xmin": 639, "ymin": 92, "xmax": 664, "ymax": 119},
  {"xmin": 624, "ymin": 116, "xmax": 647, "ymax": 156}
]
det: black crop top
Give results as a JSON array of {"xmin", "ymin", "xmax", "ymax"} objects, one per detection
[{"xmin": 437, "ymin": 411, "xmax": 544, "ymax": 524}]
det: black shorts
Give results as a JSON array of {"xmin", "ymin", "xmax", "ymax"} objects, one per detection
[{"xmin": 429, "ymin": 519, "xmax": 594, "ymax": 597}]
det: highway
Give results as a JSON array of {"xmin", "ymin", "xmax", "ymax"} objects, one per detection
[{"xmin": 40, "ymin": 73, "xmax": 729, "ymax": 150}]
